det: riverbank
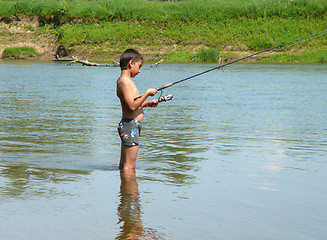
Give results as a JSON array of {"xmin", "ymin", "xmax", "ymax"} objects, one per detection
[{"xmin": 0, "ymin": 0, "xmax": 326, "ymax": 63}]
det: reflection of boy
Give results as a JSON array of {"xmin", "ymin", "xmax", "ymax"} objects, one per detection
[
  {"xmin": 117, "ymin": 49, "xmax": 158, "ymax": 171},
  {"xmin": 117, "ymin": 170, "xmax": 143, "ymax": 239}
]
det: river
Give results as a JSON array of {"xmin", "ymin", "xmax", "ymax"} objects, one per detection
[{"xmin": 0, "ymin": 62, "xmax": 326, "ymax": 239}]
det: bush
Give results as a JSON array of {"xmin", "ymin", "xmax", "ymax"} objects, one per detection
[
  {"xmin": 195, "ymin": 49, "xmax": 220, "ymax": 62},
  {"xmin": 2, "ymin": 46, "xmax": 41, "ymax": 59}
]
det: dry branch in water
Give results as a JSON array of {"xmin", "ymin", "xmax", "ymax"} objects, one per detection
[
  {"xmin": 52, "ymin": 55, "xmax": 120, "ymax": 67},
  {"xmin": 151, "ymin": 59, "xmax": 163, "ymax": 68}
]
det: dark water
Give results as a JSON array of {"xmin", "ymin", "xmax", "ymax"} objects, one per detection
[{"xmin": 0, "ymin": 62, "xmax": 326, "ymax": 239}]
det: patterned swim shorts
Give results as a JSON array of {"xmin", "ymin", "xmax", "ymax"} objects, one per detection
[{"xmin": 117, "ymin": 118, "xmax": 142, "ymax": 146}]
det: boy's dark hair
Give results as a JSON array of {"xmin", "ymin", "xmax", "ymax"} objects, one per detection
[{"xmin": 120, "ymin": 49, "xmax": 143, "ymax": 70}]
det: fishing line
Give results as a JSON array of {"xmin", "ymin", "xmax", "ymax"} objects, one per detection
[{"xmin": 156, "ymin": 30, "xmax": 327, "ymax": 91}]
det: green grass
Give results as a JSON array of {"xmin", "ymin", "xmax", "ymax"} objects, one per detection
[
  {"xmin": 259, "ymin": 49, "xmax": 327, "ymax": 63},
  {"xmin": 2, "ymin": 46, "xmax": 41, "ymax": 59},
  {"xmin": 1, "ymin": 0, "xmax": 326, "ymax": 24},
  {"xmin": 0, "ymin": 0, "xmax": 326, "ymax": 63},
  {"xmin": 55, "ymin": 17, "xmax": 326, "ymax": 62}
]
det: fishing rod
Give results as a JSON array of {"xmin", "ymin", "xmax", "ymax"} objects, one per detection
[{"xmin": 136, "ymin": 30, "xmax": 326, "ymax": 101}]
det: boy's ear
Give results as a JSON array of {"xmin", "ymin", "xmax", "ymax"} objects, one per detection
[{"xmin": 128, "ymin": 59, "xmax": 134, "ymax": 69}]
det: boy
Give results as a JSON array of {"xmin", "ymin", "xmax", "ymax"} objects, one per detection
[{"xmin": 117, "ymin": 49, "xmax": 158, "ymax": 171}]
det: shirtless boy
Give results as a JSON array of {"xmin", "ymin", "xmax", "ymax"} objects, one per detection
[{"xmin": 117, "ymin": 49, "xmax": 158, "ymax": 171}]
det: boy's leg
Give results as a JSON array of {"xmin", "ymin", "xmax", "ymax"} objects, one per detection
[{"xmin": 119, "ymin": 144, "xmax": 139, "ymax": 170}]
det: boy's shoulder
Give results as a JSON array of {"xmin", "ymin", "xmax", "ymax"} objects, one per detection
[
  {"xmin": 117, "ymin": 75, "xmax": 135, "ymax": 97},
  {"xmin": 117, "ymin": 77, "xmax": 129, "ymax": 89},
  {"xmin": 117, "ymin": 74, "xmax": 134, "ymax": 87},
  {"xmin": 118, "ymin": 72, "xmax": 131, "ymax": 83}
]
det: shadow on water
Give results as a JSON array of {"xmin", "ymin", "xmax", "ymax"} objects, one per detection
[{"xmin": 117, "ymin": 170, "xmax": 164, "ymax": 240}]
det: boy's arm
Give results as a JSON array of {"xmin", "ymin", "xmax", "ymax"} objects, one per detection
[
  {"xmin": 142, "ymin": 99, "xmax": 158, "ymax": 108},
  {"xmin": 118, "ymin": 81, "xmax": 157, "ymax": 111}
]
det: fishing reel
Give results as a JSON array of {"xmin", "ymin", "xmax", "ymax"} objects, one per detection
[{"xmin": 157, "ymin": 90, "xmax": 173, "ymax": 103}]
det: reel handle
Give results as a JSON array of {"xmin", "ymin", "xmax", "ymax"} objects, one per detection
[
  {"xmin": 158, "ymin": 93, "xmax": 173, "ymax": 102},
  {"xmin": 134, "ymin": 83, "xmax": 173, "ymax": 100}
]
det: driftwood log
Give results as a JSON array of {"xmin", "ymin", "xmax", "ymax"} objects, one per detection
[
  {"xmin": 53, "ymin": 55, "xmax": 120, "ymax": 67},
  {"xmin": 151, "ymin": 59, "xmax": 163, "ymax": 68},
  {"xmin": 52, "ymin": 55, "xmax": 73, "ymax": 62},
  {"xmin": 112, "ymin": 60, "xmax": 120, "ymax": 67},
  {"xmin": 70, "ymin": 56, "xmax": 111, "ymax": 66}
]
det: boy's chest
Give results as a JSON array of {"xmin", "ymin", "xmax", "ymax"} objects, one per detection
[{"xmin": 130, "ymin": 83, "xmax": 139, "ymax": 96}]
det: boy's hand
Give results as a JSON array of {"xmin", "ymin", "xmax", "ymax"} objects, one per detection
[
  {"xmin": 146, "ymin": 88, "xmax": 158, "ymax": 96},
  {"xmin": 146, "ymin": 99, "xmax": 158, "ymax": 107}
]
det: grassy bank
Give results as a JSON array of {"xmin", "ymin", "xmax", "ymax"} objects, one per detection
[{"xmin": 0, "ymin": 0, "xmax": 326, "ymax": 63}]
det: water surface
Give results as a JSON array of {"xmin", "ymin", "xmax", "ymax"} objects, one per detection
[{"xmin": 1, "ymin": 62, "xmax": 326, "ymax": 239}]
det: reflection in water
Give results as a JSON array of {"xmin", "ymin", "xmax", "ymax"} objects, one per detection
[
  {"xmin": 0, "ymin": 63, "xmax": 120, "ymax": 169},
  {"xmin": 117, "ymin": 170, "xmax": 143, "ymax": 239},
  {"xmin": 117, "ymin": 170, "xmax": 160, "ymax": 240},
  {"xmin": 0, "ymin": 165, "xmax": 89, "ymax": 199},
  {"xmin": 0, "ymin": 93, "xmax": 97, "ymax": 155},
  {"xmin": 141, "ymin": 105, "xmax": 206, "ymax": 186}
]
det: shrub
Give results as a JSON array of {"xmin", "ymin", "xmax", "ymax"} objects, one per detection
[
  {"xmin": 195, "ymin": 49, "xmax": 220, "ymax": 62},
  {"xmin": 2, "ymin": 46, "xmax": 41, "ymax": 59}
]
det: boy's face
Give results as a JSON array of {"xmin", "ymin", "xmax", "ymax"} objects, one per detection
[{"xmin": 130, "ymin": 59, "xmax": 143, "ymax": 78}]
